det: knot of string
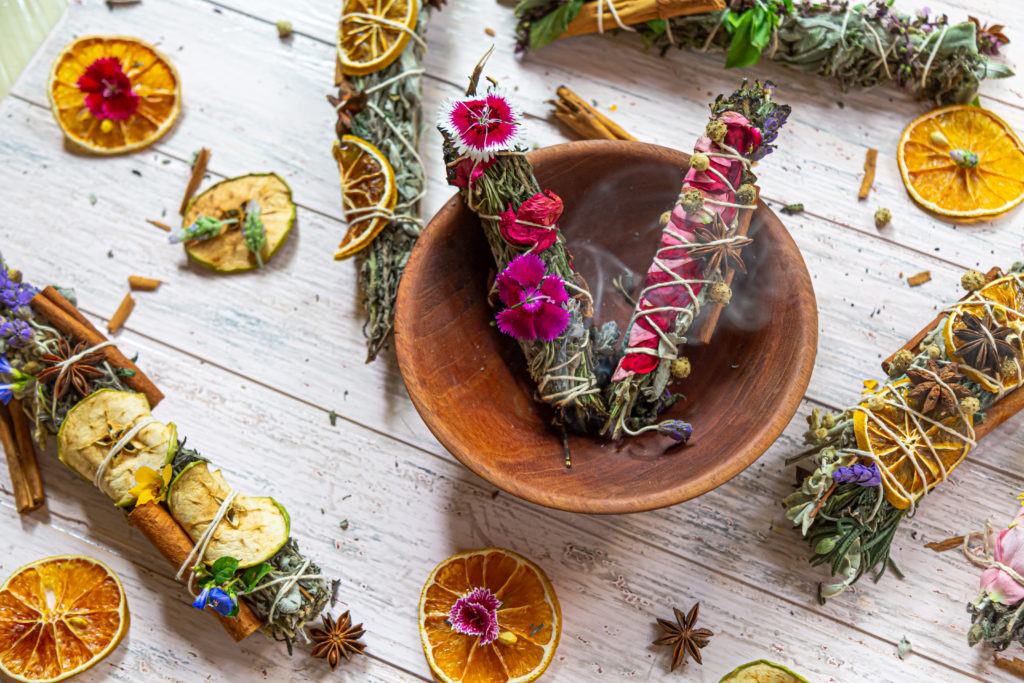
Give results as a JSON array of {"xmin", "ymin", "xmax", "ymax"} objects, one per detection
[
  {"xmin": 963, "ymin": 520, "xmax": 1024, "ymax": 589},
  {"xmin": 176, "ymin": 490, "xmax": 239, "ymax": 596},
  {"xmin": 49, "ymin": 341, "xmax": 116, "ymax": 415},
  {"xmin": 93, "ymin": 415, "xmax": 158, "ymax": 489}
]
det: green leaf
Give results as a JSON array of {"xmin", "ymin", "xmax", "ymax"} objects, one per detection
[
  {"xmin": 529, "ymin": 0, "xmax": 584, "ymax": 51},
  {"xmin": 970, "ymin": 95, "xmax": 982, "ymax": 107},
  {"xmin": 750, "ymin": 8, "xmax": 772, "ymax": 49},
  {"xmin": 724, "ymin": 12, "xmax": 762, "ymax": 69},
  {"xmin": 210, "ymin": 556, "xmax": 239, "ymax": 585},
  {"xmin": 645, "ymin": 19, "xmax": 666, "ymax": 36},
  {"xmin": 723, "ymin": 9, "xmax": 739, "ymax": 31},
  {"xmin": 241, "ymin": 562, "xmax": 274, "ymax": 590}
]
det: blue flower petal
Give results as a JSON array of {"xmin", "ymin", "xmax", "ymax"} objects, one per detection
[
  {"xmin": 191, "ymin": 586, "xmax": 210, "ymax": 611},
  {"xmin": 207, "ymin": 587, "xmax": 236, "ymax": 617}
]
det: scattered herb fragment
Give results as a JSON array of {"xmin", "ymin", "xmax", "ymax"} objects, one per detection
[
  {"xmin": 89, "ymin": 193, "xmax": 97, "ymax": 206},
  {"xmin": 276, "ymin": 20, "xmax": 293, "ymax": 39},
  {"xmin": 328, "ymin": 409, "xmax": 337, "ymax": 426},
  {"xmin": 107, "ymin": 293, "xmax": 134, "ymax": 333},
  {"xmin": 653, "ymin": 602, "xmax": 713, "ymax": 671},
  {"xmin": 907, "ymin": 271, "xmax": 931, "ymax": 287},
  {"xmin": 781, "ymin": 203, "xmax": 803, "ymax": 215},
  {"xmin": 897, "ymin": 635, "xmax": 912, "ymax": 660}
]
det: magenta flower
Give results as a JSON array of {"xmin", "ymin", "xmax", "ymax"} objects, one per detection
[
  {"xmin": 449, "ymin": 588, "xmax": 501, "ymax": 645},
  {"xmin": 495, "ymin": 253, "xmax": 571, "ymax": 342},
  {"xmin": 76, "ymin": 57, "xmax": 139, "ymax": 120},
  {"xmin": 439, "ymin": 90, "xmax": 522, "ymax": 162},
  {"xmin": 499, "ymin": 190, "xmax": 562, "ymax": 252},
  {"xmin": 980, "ymin": 508, "xmax": 1024, "ymax": 605}
]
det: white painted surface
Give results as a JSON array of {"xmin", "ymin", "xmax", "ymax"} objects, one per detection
[{"xmin": 1, "ymin": 0, "xmax": 1023, "ymax": 680}]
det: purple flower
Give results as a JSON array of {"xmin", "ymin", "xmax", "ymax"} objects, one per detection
[
  {"xmin": 1, "ymin": 319, "xmax": 33, "ymax": 348},
  {"xmin": 192, "ymin": 586, "xmax": 235, "ymax": 617},
  {"xmin": 494, "ymin": 253, "xmax": 571, "ymax": 342},
  {"xmin": 449, "ymin": 587, "xmax": 501, "ymax": 645},
  {"xmin": 658, "ymin": 420, "xmax": 693, "ymax": 443},
  {"xmin": 0, "ymin": 384, "xmax": 11, "ymax": 405},
  {"xmin": 832, "ymin": 463, "xmax": 881, "ymax": 487}
]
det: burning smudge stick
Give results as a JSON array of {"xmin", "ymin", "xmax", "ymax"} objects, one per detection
[
  {"xmin": 437, "ymin": 63, "xmax": 612, "ymax": 435},
  {"xmin": 603, "ymin": 81, "xmax": 790, "ymax": 440}
]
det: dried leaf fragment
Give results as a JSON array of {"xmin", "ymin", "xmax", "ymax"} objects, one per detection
[
  {"xmin": 925, "ymin": 535, "xmax": 964, "ymax": 552},
  {"xmin": 994, "ymin": 654, "xmax": 1024, "ymax": 679},
  {"xmin": 907, "ymin": 271, "xmax": 931, "ymax": 287}
]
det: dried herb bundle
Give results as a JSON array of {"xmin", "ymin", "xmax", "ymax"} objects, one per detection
[
  {"xmin": 785, "ymin": 264, "xmax": 1024, "ymax": 600},
  {"xmin": 331, "ymin": 2, "xmax": 434, "ymax": 362},
  {"xmin": 515, "ymin": 1, "xmax": 1013, "ymax": 105}
]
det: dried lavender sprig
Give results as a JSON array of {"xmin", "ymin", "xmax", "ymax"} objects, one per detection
[{"xmin": 515, "ymin": 1, "xmax": 1013, "ymax": 105}]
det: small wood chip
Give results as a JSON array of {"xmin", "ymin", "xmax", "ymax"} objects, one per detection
[
  {"xmin": 858, "ymin": 148, "xmax": 878, "ymax": 199},
  {"xmin": 146, "ymin": 218, "xmax": 172, "ymax": 232},
  {"xmin": 179, "ymin": 147, "xmax": 211, "ymax": 215},
  {"xmin": 107, "ymin": 293, "xmax": 135, "ymax": 333},
  {"xmin": 924, "ymin": 535, "xmax": 964, "ymax": 552},
  {"xmin": 485, "ymin": 27, "xmax": 495, "ymax": 36},
  {"xmin": 128, "ymin": 276, "xmax": 162, "ymax": 291},
  {"xmin": 907, "ymin": 271, "xmax": 931, "ymax": 287},
  {"xmin": 994, "ymin": 655, "xmax": 1024, "ymax": 679}
]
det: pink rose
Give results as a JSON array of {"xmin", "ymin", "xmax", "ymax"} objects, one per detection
[
  {"xmin": 498, "ymin": 190, "xmax": 561, "ymax": 252},
  {"xmin": 449, "ymin": 157, "xmax": 495, "ymax": 188},
  {"xmin": 719, "ymin": 110, "xmax": 763, "ymax": 156},
  {"xmin": 980, "ymin": 509, "xmax": 1024, "ymax": 605}
]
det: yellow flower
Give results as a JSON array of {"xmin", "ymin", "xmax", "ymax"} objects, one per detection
[{"xmin": 129, "ymin": 464, "xmax": 172, "ymax": 506}]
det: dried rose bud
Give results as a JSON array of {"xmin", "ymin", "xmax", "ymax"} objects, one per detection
[
  {"xmin": 889, "ymin": 349, "xmax": 914, "ymax": 377},
  {"xmin": 736, "ymin": 184, "xmax": 757, "ymax": 205},
  {"xmin": 670, "ymin": 357, "xmax": 691, "ymax": 379},
  {"xmin": 960, "ymin": 396, "xmax": 981, "ymax": 416},
  {"xmin": 874, "ymin": 207, "xmax": 891, "ymax": 228},
  {"xmin": 690, "ymin": 152, "xmax": 710, "ymax": 172},
  {"xmin": 706, "ymin": 119, "xmax": 727, "ymax": 143},
  {"xmin": 680, "ymin": 189, "xmax": 704, "ymax": 215},
  {"xmin": 709, "ymin": 282, "xmax": 732, "ymax": 304},
  {"xmin": 961, "ymin": 269, "xmax": 986, "ymax": 292}
]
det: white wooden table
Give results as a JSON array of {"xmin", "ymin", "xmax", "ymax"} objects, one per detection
[{"xmin": 2, "ymin": 1, "xmax": 1023, "ymax": 680}]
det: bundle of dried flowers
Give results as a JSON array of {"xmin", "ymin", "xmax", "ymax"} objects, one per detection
[
  {"xmin": 785, "ymin": 264, "xmax": 1024, "ymax": 601},
  {"xmin": 515, "ymin": 1, "xmax": 1012, "ymax": 105}
]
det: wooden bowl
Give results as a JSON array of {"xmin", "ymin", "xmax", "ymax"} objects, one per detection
[{"xmin": 395, "ymin": 140, "xmax": 816, "ymax": 514}]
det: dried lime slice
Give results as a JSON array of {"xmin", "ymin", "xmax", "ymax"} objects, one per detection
[
  {"xmin": 167, "ymin": 461, "xmax": 290, "ymax": 568},
  {"xmin": 181, "ymin": 173, "xmax": 295, "ymax": 272},
  {"xmin": 720, "ymin": 660, "xmax": 809, "ymax": 683},
  {"xmin": 57, "ymin": 389, "xmax": 176, "ymax": 506}
]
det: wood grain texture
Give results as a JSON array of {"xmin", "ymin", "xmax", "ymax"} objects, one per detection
[
  {"xmin": 1, "ymin": 0, "xmax": 1024, "ymax": 680},
  {"xmin": 397, "ymin": 140, "xmax": 816, "ymax": 513}
]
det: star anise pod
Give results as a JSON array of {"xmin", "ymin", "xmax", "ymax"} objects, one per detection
[
  {"xmin": 905, "ymin": 360, "xmax": 972, "ymax": 414},
  {"xmin": 653, "ymin": 602, "xmax": 713, "ymax": 672},
  {"xmin": 969, "ymin": 17, "xmax": 1010, "ymax": 55},
  {"xmin": 309, "ymin": 611, "xmax": 365, "ymax": 671},
  {"xmin": 36, "ymin": 338, "xmax": 106, "ymax": 401},
  {"xmin": 326, "ymin": 82, "xmax": 367, "ymax": 139},
  {"xmin": 687, "ymin": 214, "xmax": 753, "ymax": 275},
  {"xmin": 953, "ymin": 312, "xmax": 1018, "ymax": 375}
]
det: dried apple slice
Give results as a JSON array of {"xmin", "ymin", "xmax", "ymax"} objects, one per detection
[
  {"xmin": 57, "ymin": 389, "xmax": 176, "ymax": 506},
  {"xmin": 167, "ymin": 461, "xmax": 290, "ymax": 568}
]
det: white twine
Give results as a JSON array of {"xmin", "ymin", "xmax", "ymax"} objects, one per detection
[
  {"xmin": 93, "ymin": 416, "xmax": 158, "ymax": 489},
  {"xmin": 595, "ymin": 0, "xmax": 635, "ymax": 34},
  {"xmin": 340, "ymin": 11, "xmax": 427, "ymax": 50},
  {"xmin": 921, "ymin": 25, "xmax": 950, "ymax": 89},
  {"xmin": 265, "ymin": 559, "xmax": 311, "ymax": 624},
  {"xmin": 963, "ymin": 520, "xmax": 1024, "ymax": 586},
  {"xmin": 861, "ymin": 19, "xmax": 894, "ymax": 80},
  {"xmin": 176, "ymin": 490, "xmax": 239, "ymax": 596},
  {"xmin": 49, "ymin": 340, "xmax": 116, "ymax": 415},
  {"xmin": 363, "ymin": 68, "xmax": 424, "ymax": 94}
]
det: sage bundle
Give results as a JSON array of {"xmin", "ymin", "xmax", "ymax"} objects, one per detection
[
  {"xmin": 330, "ymin": 0, "xmax": 442, "ymax": 362},
  {"xmin": 603, "ymin": 81, "xmax": 789, "ymax": 440},
  {"xmin": 515, "ymin": 1, "xmax": 1013, "ymax": 105},
  {"xmin": 785, "ymin": 264, "xmax": 1024, "ymax": 600},
  {"xmin": 0, "ymin": 259, "xmax": 332, "ymax": 648},
  {"xmin": 437, "ymin": 71, "xmax": 612, "ymax": 435}
]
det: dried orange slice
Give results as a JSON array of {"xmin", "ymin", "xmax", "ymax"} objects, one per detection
[
  {"xmin": 418, "ymin": 548, "xmax": 561, "ymax": 683},
  {"xmin": 332, "ymin": 135, "xmax": 396, "ymax": 260},
  {"xmin": 0, "ymin": 556, "xmax": 128, "ymax": 682},
  {"xmin": 853, "ymin": 379, "xmax": 972, "ymax": 509},
  {"xmin": 897, "ymin": 105, "xmax": 1024, "ymax": 218},
  {"xmin": 942, "ymin": 274, "xmax": 1024, "ymax": 393},
  {"xmin": 47, "ymin": 35, "xmax": 181, "ymax": 155},
  {"xmin": 338, "ymin": 0, "xmax": 418, "ymax": 76}
]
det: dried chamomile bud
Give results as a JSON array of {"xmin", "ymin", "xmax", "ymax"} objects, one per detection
[
  {"xmin": 709, "ymin": 282, "xmax": 732, "ymax": 304},
  {"xmin": 889, "ymin": 349, "xmax": 914, "ymax": 376},
  {"xmin": 277, "ymin": 20, "xmax": 293, "ymax": 38},
  {"xmin": 689, "ymin": 152, "xmax": 710, "ymax": 172},
  {"xmin": 680, "ymin": 189, "xmax": 704, "ymax": 215},
  {"xmin": 659, "ymin": 210, "xmax": 672, "ymax": 227},
  {"xmin": 926, "ymin": 344, "xmax": 941, "ymax": 359},
  {"xmin": 867, "ymin": 394, "xmax": 886, "ymax": 412},
  {"xmin": 670, "ymin": 357, "xmax": 691, "ymax": 379},
  {"xmin": 961, "ymin": 269, "xmax": 986, "ymax": 291},
  {"xmin": 1000, "ymin": 358, "xmax": 1019, "ymax": 377},
  {"xmin": 821, "ymin": 413, "xmax": 836, "ymax": 429},
  {"xmin": 736, "ymin": 184, "xmax": 757, "ymax": 205},
  {"xmin": 706, "ymin": 119, "xmax": 727, "ymax": 143},
  {"xmin": 813, "ymin": 427, "xmax": 829, "ymax": 441},
  {"xmin": 874, "ymin": 207, "xmax": 891, "ymax": 228},
  {"xmin": 960, "ymin": 396, "xmax": 981, "ymax": 416}
]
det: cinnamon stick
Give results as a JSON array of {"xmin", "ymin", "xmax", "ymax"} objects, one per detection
[
  {"xmin": 107, "ymin": 293, "xmax": 134, "ymax": 333},
  {"xmin": 689, "ymin": 185, "xmax": 758, "ymax": 344},
  {"xmin": 858, "ymin": 148, "xmax": 878, "ymax": 199},
  {"xmin": 128, "ymin": 276, "xmax": 162, "ymax": 291},
  {"xmin": 552, "ymin": 86, "xmax": 635, "ymax": 141},
  {"xmin": 30, "ymin": 287, "xmax": 164, "ymax": 408},
  {"xmin": 562, "ymin": 0, "xmax": 725, "ymax": 39},
  {"xmin": 0, "ymin": 402, "xmax": 44, "ymax": 513},
  {"xmin": 180, "ymin": 147, "xmax": 211, "ymax": 215},
  {"xmin": 146, "ymin": 219, "xmax": 172, "ymax": 232},
  {"xmin": 129, "ymin": 502, "xmax": 262, "ymax": 642}
]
